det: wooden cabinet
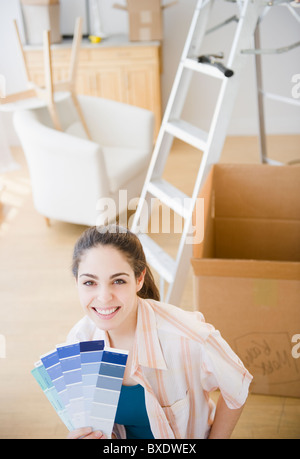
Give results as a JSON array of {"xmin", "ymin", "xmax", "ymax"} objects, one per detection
[{"xmin": 24, "ymin": 35, "xmax": 162, "ymax": 137}]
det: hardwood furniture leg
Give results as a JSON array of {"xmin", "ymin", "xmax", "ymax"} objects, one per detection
[
  {"xmin": 43, "ymin": 30, "xmax": 62, "ymax": 131},
  {"xmin": 68, "ymin": 18, "xmax": 91, "ymax": 139}
]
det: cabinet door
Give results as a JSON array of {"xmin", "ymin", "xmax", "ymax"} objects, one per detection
[
  {"xmin": 125, "ymin": 64, "xmax": 161, "ymax": 137},
  {"xmin": 77, "ymin": 66, "xmax": 123, "ymax": 102}
]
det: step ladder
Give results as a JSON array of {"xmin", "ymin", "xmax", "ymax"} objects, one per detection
[{"xmin": 130, "ymin": 0, "xmax": 266, "ymax": 305}]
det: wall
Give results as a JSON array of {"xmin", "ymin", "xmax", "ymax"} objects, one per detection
[{"xmin": 0, "ymin": 0, "xmax": 299, "ymax": 146}]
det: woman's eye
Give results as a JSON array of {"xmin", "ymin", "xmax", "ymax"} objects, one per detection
[
  {"xmin": 84, "ymin": 281, "xmax": 95, "ymax": 286},
  {"xmin": 114, "ymin": 279, "xmax": 126, "ymax": 285}
]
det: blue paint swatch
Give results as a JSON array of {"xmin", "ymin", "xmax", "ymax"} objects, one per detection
[
  {"xmin": 90, "ymin": 346, "xmax": 128, "ymax": 437},
  {"xmin": 31, "ymin": 361, "xmax": 74, "ymax": 431},
  {"xmin": 32, "ymin": 341, "xmax": 128, "ymax": 437},
  {"xmin": 56, "ymin": 342, "xmax": 86, "ymax": 428},
  {"xmin": 102, "ymin": 350, "xmax": 128, "ymax": 366},
  {"xmin": 79, "ymin": 340, "xmax": 105, "ymax": 426},
  {"xmin": 40, "ymin": 349, "xmax": 71, "ymax": 410}
]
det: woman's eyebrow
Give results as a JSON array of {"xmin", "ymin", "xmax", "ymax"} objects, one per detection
[
  {"xmin": 79, "ymin": 273, "xmax": 99, "ymax": 279},
  {"xmin": 110, "ymin": 272, "xmax": 130, "ymax": 279},
  {"xmin": 79, "ymin": 272, "xmax": 129, "ymax": 279}
]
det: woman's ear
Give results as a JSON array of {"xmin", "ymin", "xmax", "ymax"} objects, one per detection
[{"xmin": 136, "ymin": 269, "xmax": 146, "ymax": 293}]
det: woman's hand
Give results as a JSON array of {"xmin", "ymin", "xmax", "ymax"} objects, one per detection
[{"xmin": 67, "ymin": 427, "xmax": 108, "ymax": 439}]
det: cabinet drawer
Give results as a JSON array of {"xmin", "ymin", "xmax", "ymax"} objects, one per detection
[
  {"xmin": 25, "ymin": 45, "xmax": 158, "ymax": 66},
  {"xmin": 25, "ymin": 49, "xmax": 71, "ymax": 66},
  {"xmin": 87, "ymin": 46, "xmax": 157, "ymax": 62}
]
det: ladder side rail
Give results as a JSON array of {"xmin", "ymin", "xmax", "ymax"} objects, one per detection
[
  {"xmin": 181, "ymin": 0, "xmax": 214, "ymax": 60},
  {"xmin": 166, "ymin": 239, "xmax": 193, "ymax": 304}
]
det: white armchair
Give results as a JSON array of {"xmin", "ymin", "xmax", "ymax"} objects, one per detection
[{"xmin": 13, "ymin": 94, "xmax": 154, "ymax": 226}]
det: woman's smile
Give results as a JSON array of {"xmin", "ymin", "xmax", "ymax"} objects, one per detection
[{"xmin": 91, "ymin": 305, "xmax": 121, "ymax": 320}]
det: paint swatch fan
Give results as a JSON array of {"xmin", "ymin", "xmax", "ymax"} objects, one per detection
[{"xmin": 31, "ymin": 341, "xmax": 128, "ymax": 437}]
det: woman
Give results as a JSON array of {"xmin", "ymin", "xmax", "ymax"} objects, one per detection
[{"xmin": 67, "ymin": 225, "xmax": 252, "ymax": 440}]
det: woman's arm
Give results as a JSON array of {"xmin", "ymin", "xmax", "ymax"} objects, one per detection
[{"xmin": 208, "ymin": 394, "xmax": 244, "ymax": 439}]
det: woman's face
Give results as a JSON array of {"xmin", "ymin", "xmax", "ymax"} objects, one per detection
[{"xmin": 76, "ymin": 245, "xmax": 145, "ymax": 334}]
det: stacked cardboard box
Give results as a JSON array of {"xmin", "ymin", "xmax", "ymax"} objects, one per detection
[
  {"xmin": 192, "ymin": 164, "xmax": 300, "ymax": 397},
  {"xmin": 114, "ymin": 0, "xmax": 176, "ymax": 41}
]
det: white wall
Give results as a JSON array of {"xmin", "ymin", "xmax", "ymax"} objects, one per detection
[{"xmin": 0, "ymin": 0, "xmax": 299, "ymax": 146}]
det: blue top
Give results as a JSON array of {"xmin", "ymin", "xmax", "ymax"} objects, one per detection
[{"xmin": 114, "ymin": 384, "xmax": 155, "ymax": 439}]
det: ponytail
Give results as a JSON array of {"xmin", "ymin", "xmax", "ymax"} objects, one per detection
[{"xmin": 136, "ymin": 261, "xmax": 160, "ymax": 302}]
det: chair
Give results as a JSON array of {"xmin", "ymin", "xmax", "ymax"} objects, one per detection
[{"xmin": 13, "ymin": 94, "xmax": 154, "ymax": 226}]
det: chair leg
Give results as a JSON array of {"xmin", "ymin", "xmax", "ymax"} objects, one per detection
[{"xmin": 70, "ymin": 92, "xmax": 92, "ymax": 139}]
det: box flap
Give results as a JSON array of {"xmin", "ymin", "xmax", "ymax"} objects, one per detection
[
  {"xmin": 191, "ymin": 258, "xmax": 300, "ymax": 280},
  {"xmin": 215, "ymin": 219, "xmax": 300, "ymax": 262},
  {"xmin": 193, "ymin": 165, "xmax": 215, "ymax": 258},
  {"xmin": 213, "ymin": 164, "xmax": 300, "ymax": 220}
]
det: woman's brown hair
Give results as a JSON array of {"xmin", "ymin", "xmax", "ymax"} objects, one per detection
[{"xmin": 72, "ymin": 225, "xmax": 160, "ymax": 301}]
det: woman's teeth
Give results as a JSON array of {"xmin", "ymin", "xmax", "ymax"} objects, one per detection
[{"xmin": 94, "ymin": 307, "xmax": 118, "ymax": 315}]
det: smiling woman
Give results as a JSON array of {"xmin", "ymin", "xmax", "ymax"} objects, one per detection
[{"xmin": 67, "ymin": 224, "xmax": 253, "ymax": 440}]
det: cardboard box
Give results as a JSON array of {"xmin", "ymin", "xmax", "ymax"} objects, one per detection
[
  {"xmin": 191, "ymin": 164, "xmax": 300, "ymax": 397},
  {"xmin": 114, "ymin": 0, "xmax": 176, "ymax": 41},
  {"xmin": 21, "ymin": 1, "xmax": 61, "ymax": 45}
]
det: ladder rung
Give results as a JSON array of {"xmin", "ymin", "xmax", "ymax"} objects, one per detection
[
  {"xmin": 138, "ymin": 233, "xmax": 175, "ymax": 284},
  {"xmin": 147, "ymin": 179, "xmax": 192, "ymax": 219},
  {"xmin": 183, "ymin": 58, "xmax": 226, "ymax": 79},
  {"xmin": 165, "ymin": 119, "xmax": 208, "ymax": 150}
]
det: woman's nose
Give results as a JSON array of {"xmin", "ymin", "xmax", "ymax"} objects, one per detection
[{"xmin": 96, "ymin": 286, "xmax": 113, "ymax": 303}]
